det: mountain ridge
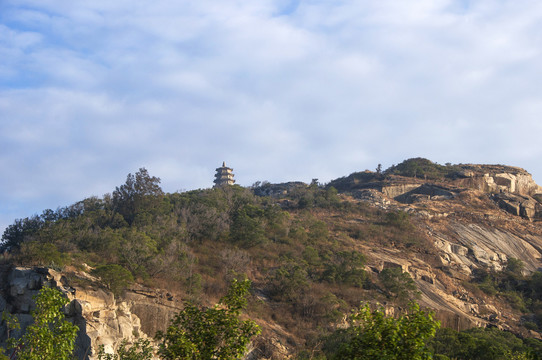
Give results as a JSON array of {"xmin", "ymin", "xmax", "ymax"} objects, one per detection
[{"xmin": 1, "ymin": 158, "xmax": 542, "ymax": 359}]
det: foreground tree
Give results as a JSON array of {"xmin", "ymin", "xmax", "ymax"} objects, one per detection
[
  {"xmin": 2, "ymin": 287, "xmax": 79, "ymax": 360},
  {"xmin": 326, "ymin": 302, "xmax": 440, "ymax": 360},
  {"xmin": 156, "ymin": 279, "xmax": 260, "ymax": 360}
]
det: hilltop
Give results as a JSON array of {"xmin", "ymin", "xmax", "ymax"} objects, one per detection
[{"xmin": 1, "ymin": 158, "xmax": 542, "ymax": 359}]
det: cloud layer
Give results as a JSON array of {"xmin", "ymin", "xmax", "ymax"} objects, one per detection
[{"xmin": 2, "ymin": 0, "xmax": 542, "ymax": 233}]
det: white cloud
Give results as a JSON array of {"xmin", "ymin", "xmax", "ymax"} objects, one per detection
[{"xmin": 2, "ymin": 0, "xmax": 542, "ymax": 233}]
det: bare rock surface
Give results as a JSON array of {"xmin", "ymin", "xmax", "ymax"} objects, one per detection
[
  {"xmin": 454, "ymin": 164, "xmax": 542, "ymax": 196},
  {"xmin": 0, "ymin": 266, "xmax": 180, "ymax": 360}
]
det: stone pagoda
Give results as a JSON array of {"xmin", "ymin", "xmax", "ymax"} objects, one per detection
[{"xmin": 213, "ymin": 161, "xmax": 235, "ymax": 187}]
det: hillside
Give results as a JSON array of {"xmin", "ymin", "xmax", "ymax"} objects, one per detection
[{"xmin": 1, "ymin": 158, "xmax": 542, "ymax": 359}]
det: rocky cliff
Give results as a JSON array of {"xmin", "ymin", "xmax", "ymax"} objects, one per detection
[
  {"xmin": 0, "ymin": 266, "xmax": 180, "ymax": 359},
  {"xmin": 328, "ymin": 163, "xmax": 542, "ymax": 340},
  {"xmin": 454, "ymin": 164, "xmax": 542, "ymax": 196}
]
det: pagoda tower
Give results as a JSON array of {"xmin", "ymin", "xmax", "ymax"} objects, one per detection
[{"xmin": 213, "ymin": 161, "xmax": 235, "ymax": 187}]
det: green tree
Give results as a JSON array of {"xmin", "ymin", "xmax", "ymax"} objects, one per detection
[
  {"xmin": 1, "ymin": 216, "xmax": 44, "ymax": 251},
  {"xmin": 92, "ymin": 264, "xmax": 134, "ymax": 296},
  {"xmin": 322, "ymin": 251, "xmax": 367, "ymax": 287},
  {"xmin": 4, "ymin": 287, "xmax": 79, "ymax": 360},
  {"xmin": 384, "ymin": 158, "xmax": 458, "ymax": 180},
  {"xmin": 505, "ymin": 257, "xmax": 524, "ymax": 278},
  {"xmin": 379, "ymin": 267, "xmax": 419, "ymax": 302},
  {"xmin": 156, "ymin": 279, "xmax": 260, "ymax": 360},
  {"xmin": 17, "ymin": 241, "xmax": 67, "ymax": 267},
  {"xmin": 428, "ymin": 327, "xmax": 540, "ymax": 360},
  {"xmin": 269, "ymin": 264, "xmax": 310, "ymax": 302},
  {"xmin": 385, "ymin": 211, "xmax": 412, "ymax": 230},
  {"xmin": 230, "ymin": 204, "xmax": 266, "ymax": 247},
  {"xmin": 326, "ymin": 302, "xmax": 440, "ymax": 360},
  {"xmin": 97, "ymin": 338, "xmax": 154, "ymax": 360},
  {"xmin": 112, "ymin": 168, "xmax": 164, "ymax": 225}
]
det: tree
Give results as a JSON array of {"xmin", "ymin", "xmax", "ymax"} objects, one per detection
[
  {"xmin": 428, "ymin": 327, "xmax": 540, "ymax": 360},
  {"xmin": 322, "ymin": 251, "xmax": 367, "ymax": 287},
  {"xmin": 112, "ymin": 168, "xmax": 164, "ymax": 225},
  {"xmin": 505, "ymin": 257, "xmax": 524, "ymax": 278},
  {"xmin": 378, "ymin": 267, "xmax": 419, "ymax": 302},
  {"xmin": 3, "ymin": 287, "xmax": 79, "ymax": 360},
  {"xmin": 156, "ymin": 279, "xmax": 260, "ymax": 360},
  {"xmin": 230, "ymin": 204, "xmax": 266, "ymax": 247},
  {"xmin": 97, "ymin": 338, "xmax": 154, "ymax": 360},
  {"xmin": 326, "ymin": 302, "xmax": 440, "ymax": 360},
  {"xmin": 1, "ymin": 216, "xmax": 44, "ymax": 252},
  {"xmin": 92, "ymin": 264, "xmax": 134, "ymax": 296}
]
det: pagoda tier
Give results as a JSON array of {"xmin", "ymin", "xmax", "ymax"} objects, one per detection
[{"xmin": 213, "ymin": 161, "xmax": 235, "ymax": 187}]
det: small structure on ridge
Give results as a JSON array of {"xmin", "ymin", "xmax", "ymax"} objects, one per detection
[{"xmin": 214, "ymin": 161, "xmax": 235, "ymax": 187}]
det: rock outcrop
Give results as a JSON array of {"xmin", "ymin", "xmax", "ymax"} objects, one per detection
[
  {"xmin": 491, "ymin": 193, "xmax": 539, "ymax": 220},
  {"xmin": 454, "ymin": 164, "xmax": 542, "ymax": 196},
  {"xmin": 0, "ymin": 266, "xmax": 180, "ymax": 360}
]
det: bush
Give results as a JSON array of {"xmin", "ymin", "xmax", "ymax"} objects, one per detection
[
  {"xmin": 92, "ymin": 264, "xmax": 134, "ymax": 296},
  {"xmin": 269, "ymin": 264, "xmax": 309, "ymax": 302},
  {"xmin": 385, "ymin": 211, "xmax": 412, "ymax": 229},
  {"xmin": 385, "ymin": 158, "xmax": 460, "ymax": 180},
  {"xmin": 98, "ymin": 338, "xmax": 154, "ymax": 360},
  {"xmin": 156, "ymin": 279, "xmax": 260, "ymax": 360},
  {"xmin": 378, "ymin": 267, "xmax": 419, "ymax": 302},
  {"xmin": 324, "ymin": 302, "xmax": 440, "ymax": 360},
  {"xmin": 230, "ymin": 204, "xmax": 266, "ymax": 247},
  {"xmin": 17, "ymin": 241, "xmax": 67, "ymax": 268},
  {"xmin": 322, "ymin": 251, "xmax": 367, "ymax": 287},
  {"xmin": 428, "ymin": 327, "xmax": 541, "ymax": 360}
]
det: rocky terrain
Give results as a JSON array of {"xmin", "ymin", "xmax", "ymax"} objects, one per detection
[
  {"xmin": 330, "ymin": 163, "xmax": 542, "ymax": 335},
  {"xmin": 0, "ymin": 265, "xmax": 181, "ymax": 359}
]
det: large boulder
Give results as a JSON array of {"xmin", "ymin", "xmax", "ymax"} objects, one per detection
[{"xmin": 492, "ymin": 193, "xmax": 537, "ymax": 220}]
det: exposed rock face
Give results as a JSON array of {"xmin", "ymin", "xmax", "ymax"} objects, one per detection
[
  {"xmin": 395, "ymin": 184, "xmax": 457, "ymax": 204},
  {"xmin": 492, "ymin": 193, "xmax": 539, "ymax": 220},
  {"xmin": 435, "ymin": 223, "xmax": 542, "ymax": 273},
  {"xmin": 332, "ymin": 164, "xmax": 542, "ymax": 221},
  {"xmin": 0, "ymin": 266, "xmax": 180, "ymax": 360},
  {"xmin": 353, "ymin": 189, "xmax": 391, "ymax": 207},
  {"xmin": 455, "ymin": 165, "xmax": 542, "ymax": 196},
  {"xmin": 350, "ymin": 164, "xmax": 542, "ymax": 336},
  {"xmin": 381, "ymin": 184, "xmax": 421, "ymax": 199}
]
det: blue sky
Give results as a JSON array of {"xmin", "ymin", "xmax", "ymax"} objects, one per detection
[{"xmin": 2, "ymin": 0, "xmax": 542, "ymax": 235}]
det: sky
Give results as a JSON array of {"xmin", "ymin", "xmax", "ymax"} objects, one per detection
[{"xmin": 2, "ymin": 0, "xmax": 542, "ymax": 235}]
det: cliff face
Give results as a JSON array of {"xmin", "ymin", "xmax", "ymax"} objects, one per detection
[
  {"xmin": 454, "ymin": 164, "xmax": 542, "ymax": 196},
  {"xmin": 329, "ymin": 164, "xmax": 542, "ymax": 340},
  {"xmin": 342, "ymin": 165, "xmax": 542, "ymax": 221},
  {"xmin": 0, "ymin": 266, "xmax": 180, "ymax": 360}
]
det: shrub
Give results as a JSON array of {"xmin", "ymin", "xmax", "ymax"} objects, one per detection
[
  {"xmin": 230, "ymin": 204, "xmax": 266, "ymax": 247},
  {"xmin": 156, "ymin": 279, "xmax": 260, "ymax": 360},
  {"xmin": 385, "ymin": 158, "xmax": 460, "ymax": 180},
  {"xmin": 428, "ymin": 327, "xmax": 540, "ymax": 360},
  {"xmin": 17, "ymin": 241, "xmax": 67, "ymax": 268},
  {"xmin": 92, "ymin": 264, "xmax": 134, "ymax": 296},
  {"xmin": 385, "ymin": 211, "xmax": 412, "ymax": 229},
  {"xmin": 324, "ymin": 302, "xmax": 440, "ymax": 360},
  {"xmin": 378, "ymin": 267, "xmax": 419, "ymax": 302},
  {"xmin": 97, "ymin": 338, "xmax": 154, "ymax": 360}
]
